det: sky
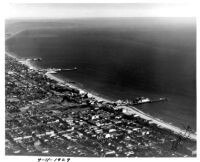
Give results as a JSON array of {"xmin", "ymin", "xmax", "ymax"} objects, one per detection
[{"xmin": 6, "ymin": 3, "xmax": 196, "ymax": 19}]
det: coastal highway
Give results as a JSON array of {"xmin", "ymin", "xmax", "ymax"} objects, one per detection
[{"xmin": 120, "ymin": 106, "xmax": 196, "ymax": 141}]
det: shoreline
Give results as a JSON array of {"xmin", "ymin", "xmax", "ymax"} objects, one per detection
[
  {"xmin": 5, "ymin": 50, "xmax": 196, "ymax": 141},
  {"xmin": 5, "ymin": 50, "xmax": 112, "ymax": 104},
  {"xmin": 5, "ymin": 30, "xmax": 196, "ymax": 141},
  {"xmin": 124, "ymin": 106, "xmax": 196, "ymax": 140}
]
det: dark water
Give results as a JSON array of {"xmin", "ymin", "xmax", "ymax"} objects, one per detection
[{"xmin": 6, "ymin": 18, "xmax": 196, "ymax": 130}]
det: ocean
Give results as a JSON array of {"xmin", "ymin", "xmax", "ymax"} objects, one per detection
[{"xmin": 6, "ymin": 18, "xmax": 196, "ymax": 131}]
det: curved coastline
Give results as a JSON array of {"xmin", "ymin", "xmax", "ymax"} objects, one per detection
[{"xmin": 5, "ymin": 33, "xmax": 196, "ymax": 141}]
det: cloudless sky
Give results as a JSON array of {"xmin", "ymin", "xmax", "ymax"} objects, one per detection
[{"xmin": 7, "ymin": 3, "xmax": 195, "ymax": 19}]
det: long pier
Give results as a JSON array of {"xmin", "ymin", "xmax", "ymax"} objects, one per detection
[{"xmin": 132, "ymin": 97, "xmax": 167, "ymax": 105}]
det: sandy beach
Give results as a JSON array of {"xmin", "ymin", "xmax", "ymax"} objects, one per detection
[
  {"xmin": 5, "ymin": 50, "xmax": 197, "ymax": 141},
  {"xmin": 6, "ymin": 49, "xmax": 112, "ymax": 104},
  {"xmin": 121, "ymin": 106, "xmax": 196, "ymax": 140}
]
